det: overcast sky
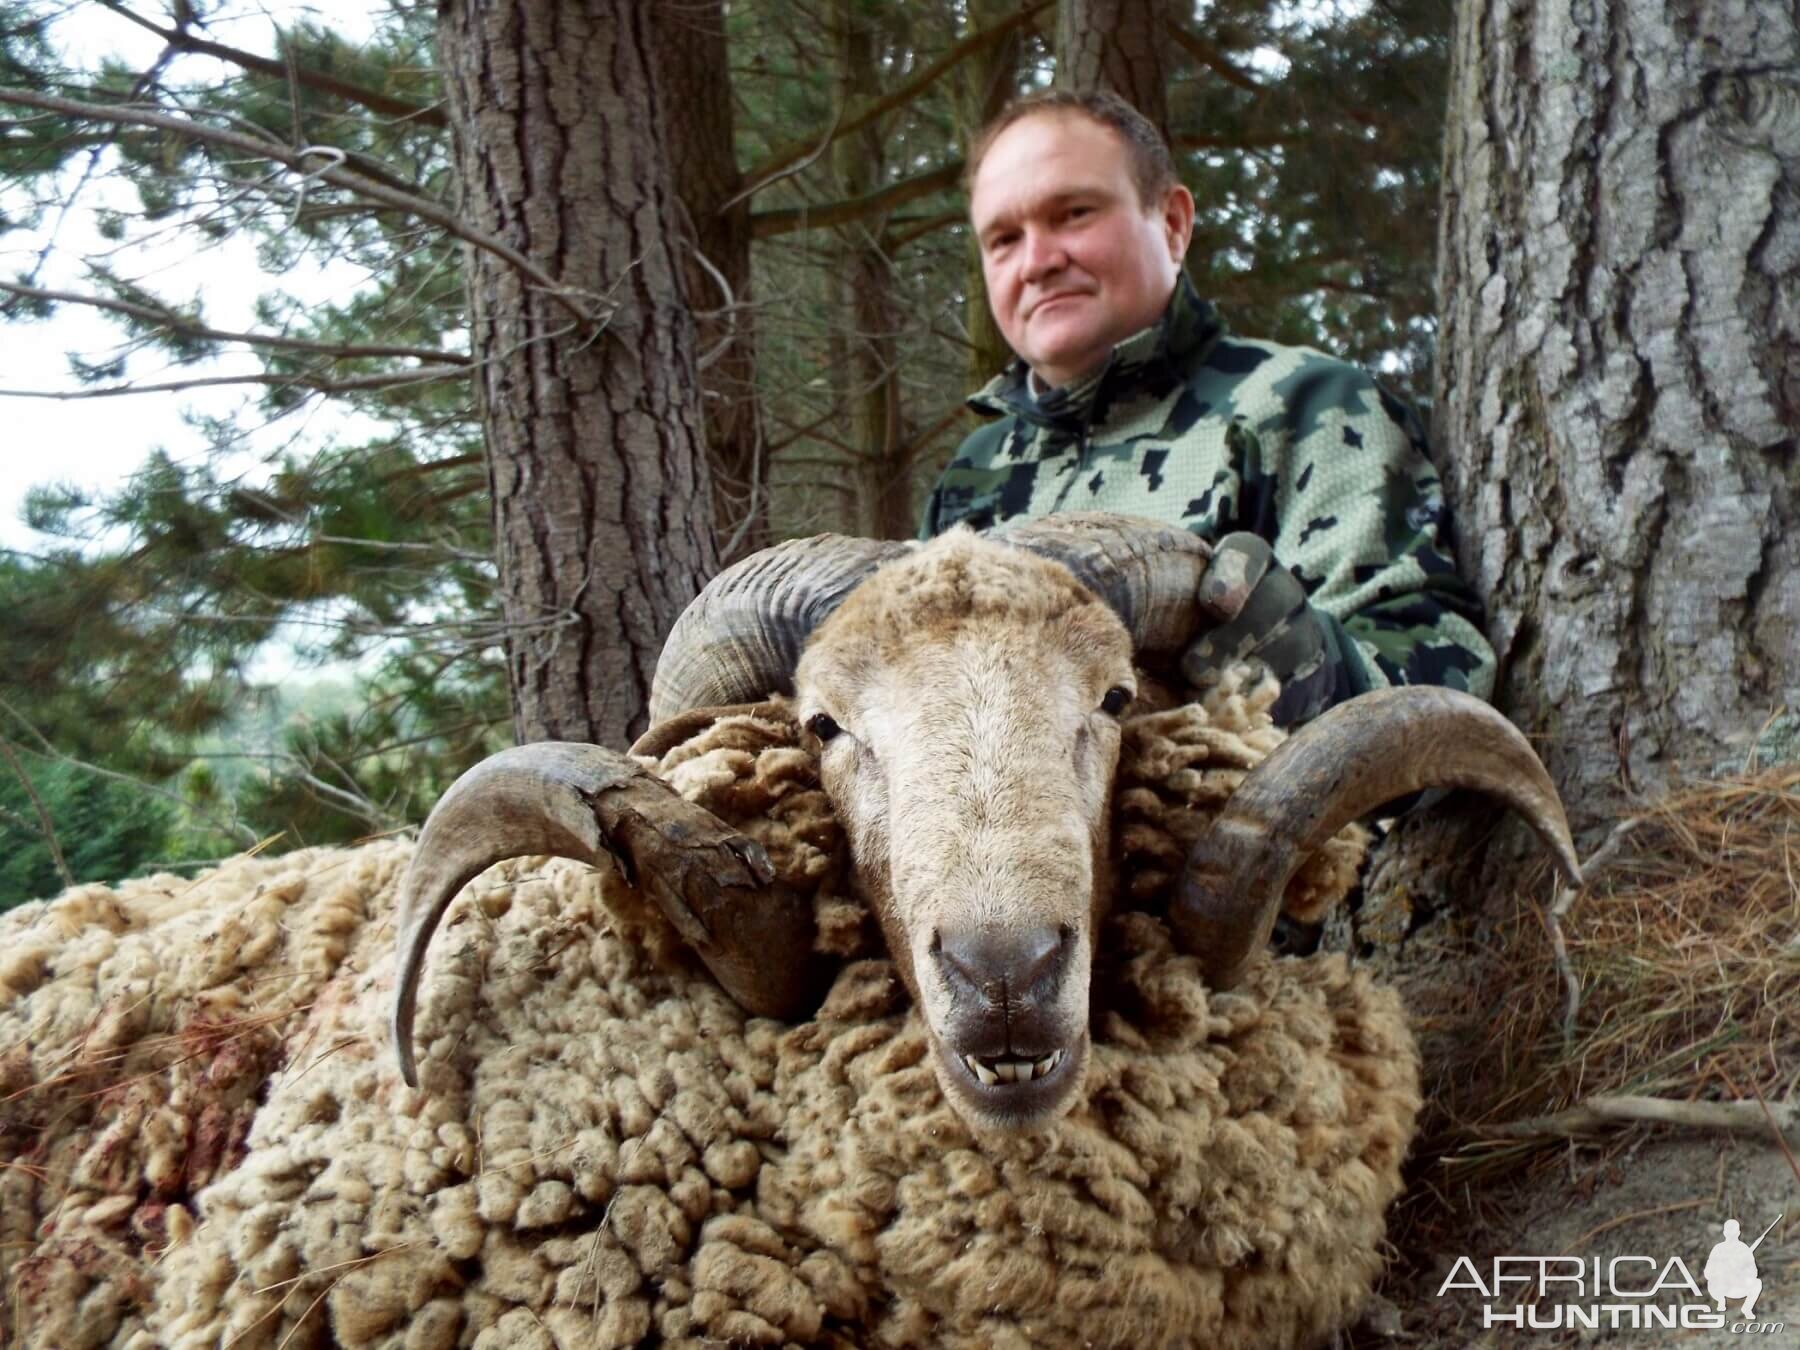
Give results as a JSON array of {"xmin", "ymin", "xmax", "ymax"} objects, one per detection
[{"xmin": 0, "ymin": 1, "xmax": 387, "ymax": 553}]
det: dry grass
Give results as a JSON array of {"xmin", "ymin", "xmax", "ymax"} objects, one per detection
[
  {"xmin": 1424, "ymin": 765, "xmax": 1800, "ymax": 1177},
  {"xmin": 1371, "ymin": 767, "xmax": 1800, "ymax": 1323}
]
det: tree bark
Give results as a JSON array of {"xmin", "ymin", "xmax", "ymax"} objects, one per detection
[
  {"xmin": 1435, "ymin": 0, "xmax": 1799, "ymax": 831},
  {"xmin": 833, "ymin": 0, "xmax": 915, "ymax": 541},
  {"xmin": 651, "ymin": 0, "xmax": 768, "ymax": 563},
  {"xmin": 1055, "ymin": 0, "xmax": 1175, "ymax": 145},
  {"xmin": 955, "ymin": 0, "xmax": 1027, "ymax": 393},
  {"xmin": 440, "ymin": 0, "xmax": 720, "ymax": 748}
]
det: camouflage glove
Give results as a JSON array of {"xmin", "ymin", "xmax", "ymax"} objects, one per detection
[{"xmin": 1181, "ymin": 532, "xmax": 1341, "ymax": 727}]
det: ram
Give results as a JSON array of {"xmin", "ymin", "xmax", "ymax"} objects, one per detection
[
  {"xmin": 398, "ymin": 513, "xmax": 1577, "ymax": 1129},
  {"xmin": 0, "ymin": 513, "xmax": 1577, "ymax": 1348}
]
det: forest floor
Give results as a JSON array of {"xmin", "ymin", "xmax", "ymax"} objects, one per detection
[{"xmin": 1330, "ymin": 767, "xmax": 1800, "ymax": 1345}]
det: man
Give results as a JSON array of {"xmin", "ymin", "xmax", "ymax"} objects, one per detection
[{"xmin": 920, "ymin": 90, "xmax": 1494, "ymax": 726}]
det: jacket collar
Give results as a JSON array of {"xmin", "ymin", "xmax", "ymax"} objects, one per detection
[{"xmin": 968, "ymin": 273, "xmax": 1223, "ymax": 428}]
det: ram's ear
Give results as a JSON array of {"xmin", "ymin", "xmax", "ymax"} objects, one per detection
[{"xmin": 391, "ymin": 742, "xmax": 829, "ymax": 1089}]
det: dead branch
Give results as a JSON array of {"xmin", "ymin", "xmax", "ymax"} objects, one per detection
[
  {"xmin": 737, "ymin": 0, "xmax": 1053, "ymax": 192},
  {"xmin": 1164, "ymin": 21, "xmax": 1267, "ymax": 93},
  {"xmin": 0, "ymin": 282, "xmax": 470, "ymax": 366},
  {"xmin": 1482, "ymin": 1095, "xmax": 1800, "ymax": 1144},
  {"xmin": 0, "ymin": 366, "xmax": 467, "ymax": 400},
  {"xmin": 0, "ymin": 694, "xmax": 258, "ymax": 850},
  {"xmin": 0, "ymin": 87, "xmax": 599, "ymax": 331},
  {"xmin": 0, "ymin": 736, "xmax": 74, "ymax": 888},
  {"xmin": 95, "ymin": 0, "xmax": 446, "ymax": 127},
  {"xmin": 753, "ymin": 161, "xmax": 963, "ymax": 239}
]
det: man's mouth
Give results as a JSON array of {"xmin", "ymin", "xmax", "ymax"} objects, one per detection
[{"xmin": 1030, "ymin": 292, "xmax": 1087, "ymax": 316}]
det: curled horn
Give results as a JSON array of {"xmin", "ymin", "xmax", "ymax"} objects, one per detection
[
  {"xmin": 391, "ymin": 743, "xmax": 825, "ymax": 1087},
  {"xmin": 993, "ymin": 511, "xmax": 1212, "ymax": 653},
  {"xmin": 1172, "ymin": 685, "xmax": 1583, "ymax": 990},
  {"xmin": 648, "ymin": 534, "xmax": 914, "ymax": 723},
  {"xmin": 395, "ymin": 536, "xmax": 916, "ymax": 1086}
]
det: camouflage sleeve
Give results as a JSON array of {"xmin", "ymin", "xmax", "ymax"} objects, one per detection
[
  {"xmin": 920, "ymin": 419, "xmax": 1013, "ymax": 540},
  {"xmin": 1251, "ymin": 357, "xmax": 1496, "ymax": 701}
]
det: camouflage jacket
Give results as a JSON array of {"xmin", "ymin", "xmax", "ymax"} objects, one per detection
[{"xmin": 918, "ymin": 277, "xmax": 1496, "ymax": 701}]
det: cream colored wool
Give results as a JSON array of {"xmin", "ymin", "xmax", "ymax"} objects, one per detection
[{"xmin": 0, "ymin": 667, "xmax": 1415, "ymax": 1349}]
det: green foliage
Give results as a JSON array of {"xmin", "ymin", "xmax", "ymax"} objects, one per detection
[
  {"xmin": 0, "ymin": 0, "xmax": 1459, "ymax": 852},
  {"xmin": 0, "ymin": 758, "xmax": 178, "ymax": 914}
]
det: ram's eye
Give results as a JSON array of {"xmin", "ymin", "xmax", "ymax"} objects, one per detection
[
  {"xmin": 806, "ymin": 712, "xmax": 841, "ymax": 742},
  {"xmin": 1100, "ymin": 686, "xmax": 1133, "ymax": 716}
]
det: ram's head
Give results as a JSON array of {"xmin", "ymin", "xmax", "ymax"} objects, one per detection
[{"xmin": 394, "ymin": 514, "xmax": 1579, "ymax": 1131}]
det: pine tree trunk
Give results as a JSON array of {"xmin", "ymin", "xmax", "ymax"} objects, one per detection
[
  {"xmin": 834, "ymin": 0, "xmax": 912, "ymax": 540},
  {"xmin": 441, "ymin": 0, "xmax": 720, "ymax": 748},
  {"xmin": 1435, "ymin": 0, "xmax": 1799, "ymax": 832},
  {"xmin": 652, "ymin": 0, "xmax": 768, "ymax": 563},
  {"xmin": 956, "ymin": 0, "xmax": 1026, "ymax": 394},
  {"xmin": 1055, "ymin": 0, "xmax": 1174, "ymax": 143}
]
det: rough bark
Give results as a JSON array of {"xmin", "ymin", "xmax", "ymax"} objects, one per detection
[
  {"xmin": 440, "ymin": 0, "xmax": 720, "ymax": 748},
  {"xmin": 833, "ymin": 0, "xmax": 915, "ymax": 541},
  {"xmin": 651, "ymin": 0, "xmax": 768, "ymax": 562},
  {"xmin": 955, "ymin": 0, "xmax": 1027, "ymax": 393},
  {"xmin": 1435, "ymin": 0, "xmax": 1799, "ymax": 831},
  {"xmin": 1055, "ymin": 0, "xmax": 1175, "ymax": 145}
]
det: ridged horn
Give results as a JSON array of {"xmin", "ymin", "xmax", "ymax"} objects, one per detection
[
  {"xmin": 992, "ymin": 511, "xmax": 1213, "ymax": 653},
  {"xmin": 392, "ymin": 742, "xmax": 826, "ymax": 1087},
  {"xmin": 648, "ymin": 535, "xmax": 914, "ymax": 724},
  {"xmin": 1172, "ymin": 685, "xmax": 1582, "ymax": 990}
]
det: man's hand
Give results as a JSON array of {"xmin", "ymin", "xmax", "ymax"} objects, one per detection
[{"xmin": 1181, "ymin": 532, "xmax": 1339, "ymax": 726}]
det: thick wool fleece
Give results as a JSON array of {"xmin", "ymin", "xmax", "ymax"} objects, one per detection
[{"xmin": 0, "ymin": 670, "xmax": 1416, "ymax": 1349}]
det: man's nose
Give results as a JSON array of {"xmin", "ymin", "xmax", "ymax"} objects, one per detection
[{"xmin": 1020, "ymin": 229, "xmax": 1067, "ymax": 283}]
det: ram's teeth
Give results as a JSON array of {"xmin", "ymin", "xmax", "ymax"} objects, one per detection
[
  {"xmin": 996, "ymin": 1061, "xmax": 1020, "ymax": 1084},
  {"xmin": 966, "ymin": 1055, "xmax": 999, "ymax": 1087},
  {"xmin": 1031, "ymin": 1052, "xmax": 1058, "ymax": 1080}
]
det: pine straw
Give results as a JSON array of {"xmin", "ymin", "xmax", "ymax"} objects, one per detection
[{"xmin": 1428, "ymin": 765, "xmax": 1800, "ymax": 1179}]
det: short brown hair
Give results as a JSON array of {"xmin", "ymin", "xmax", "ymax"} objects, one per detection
[{"xmin": 965, "ymin": 89, "xmax": 1179, "ymax": 209}]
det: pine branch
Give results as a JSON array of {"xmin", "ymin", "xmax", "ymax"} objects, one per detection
[
  {"xmin": 0, "ymin": 694, "xmax": 258, "ymax": 849},
  {"xmin": 0, "ymin": 87, "xmax": 600, "ymax": 331},
  {"xmin": 887, "ymin": 210, "xmax": 965, "ymax": 250},
  {"xmin": 752, "ymin": 161, "xmax": 963, "ymax": 239},
  {"xmin": 94, "ymin": 0, "xmax": 447, "ymax": 128},
  {"xmin": 0, "ymin": 282, "xmax": 470, "ymax": 365},
  {"xmin": 737, "ymin": 0, "xmax": 1053, "ymax": 196},
  {"xmin": 0, "ymin": 737, "xmax": 74, "ymax": 888},
  {"xmin": 1164, "ymin": 21, "xmax": 1267, "ymax": 93},
  {"xmin": 1172, "ymin": 130, "xmax": 1292, "ymax": 152}
]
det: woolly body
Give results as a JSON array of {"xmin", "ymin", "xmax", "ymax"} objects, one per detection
[{"xmin": 0, "ymin": 666, "xmax": 1413, "ymax": 1349}]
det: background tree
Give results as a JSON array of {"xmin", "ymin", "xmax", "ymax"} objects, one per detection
[
  {"xmin": 0, "ymin": 0, "xmax": 1466, "ymax": 870},
  {"xmin": 1434, "ymin": 0, "xmax": 1798, "ymax": 831},
  {"xmin": 437, "ymin": 0, "xmax": 719, "ymax": 748}
]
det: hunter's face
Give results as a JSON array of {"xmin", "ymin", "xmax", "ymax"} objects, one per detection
[{"xmin": 970, "ymin": 112, "xmax": 1193, "ymax": 389}]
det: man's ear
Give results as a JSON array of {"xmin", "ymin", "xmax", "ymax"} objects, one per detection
[{"xmin": 1161, "ymin": 184, "xmax": 1196, "ymax": 263}]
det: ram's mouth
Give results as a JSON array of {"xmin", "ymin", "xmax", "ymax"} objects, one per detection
[
  {"xmin": 961, "ymin": 1049, "xmax": 1065, "ymax": 1085},
  {"xmin": 937, "ymin": 1032, "xmax": 1087, "ymax": 1128}
]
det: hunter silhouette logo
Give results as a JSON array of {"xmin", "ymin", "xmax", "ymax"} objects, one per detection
[
  {"xmin": 1437, "ymin": 1212, "xmax": 1785, "ymax": 1333},
  {"xmin": 1705, "ymin": 1216, "xmax": 1781, "ymax": 1320}
]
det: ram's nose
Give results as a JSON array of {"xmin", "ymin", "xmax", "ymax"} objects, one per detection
[{"xmin": 931, "ymin": 923, "xmax": 1071, "ymax": 1011}]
